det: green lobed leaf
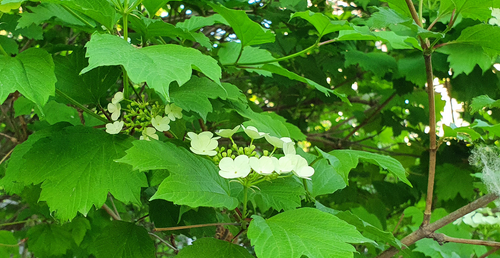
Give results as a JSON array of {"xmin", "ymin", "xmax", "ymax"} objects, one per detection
[
  {"xmin": 81, "ymin": 33, "xmax": 221, "ymax": 101},
  {"xmin": 176, "ymin": 14, "xmax": 228, "ymax": 31},
  {"xmin": 471, "ymin": 119, "xmax": 500, "ymax": 137},
  {"xmin": 316, "ymin": 202, "xmax": 402, "ymax": 250},
  {"xmin": 291, "ymin": 11, "xmax": 351, "ymax": 38},
  {"xmin": 380, "ymin": 0, "xmax": 412, "ymax": 17},
  {"xmin": 247, "ymin": 208, "xmax": 371, "ymax": 258},
  {"xmin": 117, "ymin": 140, "xmax": 239, "ymax": 209},
  {"xmin": 308, "ymin": 159, "xmax": 346, "ymax": 197},
  {"xmin": 174, "ymin": 238, "xmax": 242, "ymax": 256},
  {"xmin": 471, "ymin": 95, "xmax": 500, "ymax": 114},
  {"xmin": 397, "ymin": 54, "xmax": 426, "ymax": 86},
  {"xmin": 452, "ymin": 24, "xmax": 500, "ymax": 54},
  {"xmin": 177, "ymin": 238, "xmax": 254, "ymax": 258},
  {"xmin": 0, "ymin": 231, "xmax": 18, "ymax": 258},
  {"xmin": 0, "ymin": 48, "xmax": 56, "ymax": 113},
  {"xmin": 435, "ymin": 164, "xmax": 475, "ymax": 201},
  {"xmin": 93, "ymin": 221, "xmax": 155, "ymax": 258},
  {"xmin": 442, "ymin": 124, "xmax": 482, "ymax": 141},
  {"xmin": 440, "ymin": 0, "xmax": 500, "ymax": 21},
  {"xmin": 0, "ymin": 35, "xmax": 18, "ymax": 55},
  {"xmin": 344, "ymin": 50, "xmax": 397, "ymax": 77},
  {"xmin": 142, "ymin": 0, "xmax": 170, "ymax": 16},
  {"xmin": 438, "ymin": 44, "xmax": 495, "ymax": 77},
  {"xmin": 2, "ymin": 124, "xmax": 147, "ymax": 221},
  {"xmin": 231, "ymin": 177, "xmax": 304, "ymax": 212},
  {"xmin": 210, "ymin": 4, "xmax": 275, "ymax": 47},
  {"xmin": 41, "ymin": 0, "xmax": 116, "ymax": 30},
  {"xmin": 27, "ymin": 224, "xmax": 74, "ymax": 257},
  {"xmin": 170, "ymin": 76, "xmax": 241, "ymax": 121},
  {"xmin": 315, "ymin": 147, "xmax": 412, "ymax": 186},
  {"xmin": 17, "ymin": 3, "xmax": 95, "ymax": 29},
  {"xmin": 54, "ymin": 49, "xmax": 121, "ymax": 106},
  {"xmin": 0, "ymin": 14, "xmax": 43, "ymax": 40},
  {"xmin": 67, "ymin": 217, "xmax": 91, "ymax": 246}
]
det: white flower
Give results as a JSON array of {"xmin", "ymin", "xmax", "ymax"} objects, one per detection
[
  {"xmin": 216, "ymin": 125, "xmax": 240, "ymax": 138},
  {"xmin": 140, "ymin": 127, "xmax": 159, "ymax": 141},
  {"xmin": 283, "ymin": 141, "xmax": 296, "ymax": 155},
  {"xmin": 219, "ymin": 155, "xmax": 251, "ymax": 179},
  {"xmin": 152, "ymin": 115, "xmax": 170, "ymax": 132},
  {"xmin": 112, "ymin": 91, "xmax": 124, "ymax": 104},
  {"xmin": 165, "ymin": 103, "xmax": 183, "ymax": 121},
  {"xmin": 249, "ymin": 156, "xmax": 275, "ymax": 175},
  {"xmin": 105, "ymin": 121, "xmax": 124, "ymax": 134},
  {"xmin": 292, "ymin": 155, "xmax": 314, "ymax": 179},
  {"xmin": 276, "ymin": 156, "xmax": 295, "ymax": 174},
  {"xmin": 242, "ymin": 125, "xmax": 265, "ymax": 139},
  {"xmin": 187, "ymin": 131, "xmax": 220, "ymax": 156},
  {"xmin": 107, "ymin": 102, "xmax": 121, "ymax": 121},
  {"xmin": 264, "ymin": 135, "xmax": 292, "ymax": 148}
]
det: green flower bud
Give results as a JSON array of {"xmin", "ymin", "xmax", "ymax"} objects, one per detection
[
  {"xmin": 263, "ymin": 150, "xmax": 269, "ymax": 156},
  {"xmin": 222, "ymin": 152, "xmax": 227, "ymax": 157}
]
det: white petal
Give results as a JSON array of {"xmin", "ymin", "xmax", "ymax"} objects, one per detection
[{"xmin": 283, "ymin": 141, "xmax": 296, "ymax": 156}]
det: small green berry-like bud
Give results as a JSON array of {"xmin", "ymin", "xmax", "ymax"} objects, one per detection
[
  {"xmin": 250, "ymin": 145, "xmax": 256, "ymax": 151},
  {"xmin": 220, "ymin": 147, "xmax": 226, "ymax": 152},
  {"xmin": 263, "ymin": 150, "xmax": 269, "ymax": 156},
  {"xmin": 231, "ymin": 155, "xmax": 236, "ymax": 159},
  {"xmin": 222, "ymin": 152, "xmax": 227, "ymax": 157},
  {"xmin": 232, "ymin": 144, "xmax": 238, "ymax": 150},
  {"xmin": 251, "ymin": 151, "xmax": 257, "ymax": 156},
  {"xmin": 227, "ymin": 149, "xmax": 232, "ymax": 156},
  {"xmin": 238, "ymin": 147, "xmax": 244, "ymax": 154}
]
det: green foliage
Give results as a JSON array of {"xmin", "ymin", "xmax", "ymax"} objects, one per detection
[
  {"xmin": 176, "ymin": 238, "xmax": 254, "ymax": 258},
  {"xmin": 81, "ymin": 33, "xmax": 221, "ymax": 101},
  {"xmin": 1, "ymin": 0, "xmax": 500, "ymax": 256},
  {"xmin": 247, "ymin": 208, "xmax": 370, "ymax": 258}
]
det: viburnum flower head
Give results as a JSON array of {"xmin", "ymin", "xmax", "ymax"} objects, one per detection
[
  {"xmin": 187, "ymin": 131, "xmax": 220, "ymax": 156},
  {"xmin": 242, "ymin": 125, "xmax": 266, "ymax": 139},
  {"xmin": 105, "ymin": 121, "xmax": 124, "ymax": 134},
  {"xmin": 140, "ymin": 127, "xmax": 159, "ymax": 141},
  {"xmin": 112, "ymin": 91, "xmax": 124, "ymax": 104},
  {"xmin": 249, "ymin": 156, "xmax": 276, "ymax": 175},
  {"xmin": 151, "ymin": 115, "xmax": 170, "ymax": 132},
  {"xmin": 107, "ymin": 102, "xmax": 121, "ymax": 121},
  {"xmin": 165, "ymin": 103, "xmax": 183, "ymax": 121},
  {"xmin": 216, "ymin": 125, "xmax": 240, "ymax": 138},
  {"xmin": 219, "ymin": 155, "xmax": 251, "ymax": 179}
]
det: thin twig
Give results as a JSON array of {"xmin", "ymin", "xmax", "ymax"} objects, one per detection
[
  {"xmin": 479, "ymin": 246, "xmax": 500, "ymax": 258},
  {"xmin": 377, "ymin": 193, "xmax": 499, "ymax": 258},
  {"xmin": 344, "ymin": 92, "xmax": 396, "ymax": 140},
  {"xmin": 102, "ymin": 204, "xmax": 121, "ymax": 220},
  {"xmin": 393, "ymin": 212, "xmax": 405, "ymax": 234},
  {"xmin": 108, "ymin": 194, "xmax": 121, "ymax": 220},
  {"xmin": 148, "ymin": 232, "xmax": 178, "ymax": 252},
  {"xmin": 154, "ymin": 222, "xmax": 241, "ymax": 232},
  {"xmin": 431, "ymin": 233, "xmax": 500, "ymax": 247},
  {"xmin": 0, "ymin": 148, "xmax": 14, "ymax": 165}
]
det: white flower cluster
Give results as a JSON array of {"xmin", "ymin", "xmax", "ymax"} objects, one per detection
[
  {"xmin": 104, "ymin": 91, "xmax": 183, "ymax": 140},
  {"xmin": 187, "ymin": 125, "xmax": 314, "ymax": 180},
  {"xmin": 454, "ymin": 208, "xmax": 500, "ymax": 228}
]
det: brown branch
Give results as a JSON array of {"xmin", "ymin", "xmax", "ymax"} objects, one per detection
[
  {"xmin": 393, "ymin": 212, "xmax": 405, "ymax": 234},
  {"xmin": 431, "ymin": 233, "xmax": 500, "ymax": 247},
  {"xmin": 423, "ymin": 53, "xmax": 437, "ymax": 226},
  {"xmin": 405, "ymin": 0, "xmax": 422, "ymax": 27},
  {"xmin": 102, "ymin": 204, "xmax": 121, "ymax": 220},
  {"xmin": 377, "ymin": 193, "xmax": 499, "ymax": 258},
  {"xmin": 0, "ymin": 148, "xmax": 14, "ymax": 165},
  {"xmin": 344, "ymin": 92, "xmax": 396, "ymax": 140},
  {"xmin": 479, "ymin": 247, "xmax": 500, "ymax": 258},
  {"xmin": 154, "ymin": 222, "xmax": 241, "ymax": 232}
]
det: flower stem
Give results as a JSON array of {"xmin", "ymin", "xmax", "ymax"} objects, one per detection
[
  {"xmin": 242, "ymin": 183, "xmax": 249, "ymax": 220},
  {"xmin": 55, "ymin": 89, "xmax": 109, "ymax": 123},
  {"xmin": 121, "ymin": 8, "xmax": 130, "ymax": 99}
]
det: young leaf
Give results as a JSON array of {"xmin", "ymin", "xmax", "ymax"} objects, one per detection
[
  {"xmin": 471, "ymin": 95, "xmax": 500, "ymax": 114},
  {"xmin": 81, "ymin": 33, "xmax": 221, "ymax": 101},
  {"xmin": 93, "ymin": 221, "xmax": 155, "ymax": 258},
  {"xmin": 3, "ymin": 125, "xmax": 147, "ymax": 221},
  {"xmin": 117, "ymin": 140, "xmax": 239, "ymax": 210},
  {"xmin": 17, "ymin": 3, "xmax": 96, "ymax": 29},
  {"xmin": 291, "ymin": 11, "xmax": 351, "ymax": 38},
  {"xmin": 177, "ymin": 238, "xmax": 253, "ymax": 258},
  {"xmin": 210, "ymin": 4, "xmax": 275, "ymax": 47},
  {"xmin": 0, "ymin": 48, "xmax": 56, "ymax": 113},
  {"xmin": 247, "ymin": 208, "xmax": 371, "ymax": 258},
  {"xmin": 315, "ymin": 147, "xmax": 412, "ymax": 186}
]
